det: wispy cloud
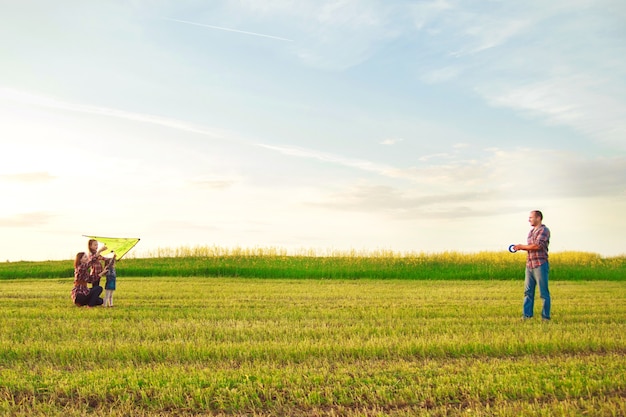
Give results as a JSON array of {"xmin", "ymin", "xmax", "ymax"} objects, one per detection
[
  {"xmin": 308, "ymin": 184, "xmax": 511, "ymax": 219},
  {"xmin": 0, "ymin": 87, "xmax": 236, "ymax": 141},
  {"xmin": 0, "ymin": 172, "xmax": 56, "ymax": 183},
  {"xmin": 449, "ymin": 18, "xmax": 532, "ymax": 57},
  {"xmin": 162, "ymin": 18, "xmax": 294, "ymax": 42},
  {"xmin": 232, "ymin": 0, "xmax": 400, "ymax": 70},
  {"xmin": 410, "ymin": 0, "xmax": 454, "ymax": 31},
  {"xmin": 408, "ymin": 1, "xmax": 626, "ymax": 148},
  {"xmin": 417, "ymin": 153, "xmax": 452, "ymax": 162},
  {"xmin": 187, "ymin": 178, "xmax": 237, "ymax": 190},
  {"xmin": 257, "ymin": 143, "xmax": 398, "ymax": 177},
  {"xmin": 380, "ymin": 138, "xmax": 404, "ymax": 145},
  {"xmin": 259, "ymin": 143, "xmax": 626, "ymax": 200},
  {"xmin": 478, "ymin": 76, "xmax": 626, "ymax": 149},
  {"xmin": 306, "ymin": 149, "xmax": 626, "ymax": 219},
  {"xmin": 0, "ymin": 212, "xmax": 54, "ymax": 227},
  {"xmin": 257, "ymin": 143, "xmax": 488, "ymax": 187},
  {"xmin": 420, "ymin": 65, "xmax": 462, "ymax": 84}
]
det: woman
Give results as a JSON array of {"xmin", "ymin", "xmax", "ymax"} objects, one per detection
[{"xmin": 72, "ymin": 246, "xmax": 107, "ymax": 307}]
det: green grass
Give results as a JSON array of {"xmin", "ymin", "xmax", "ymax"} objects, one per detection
[
  {"xmin": 1, "ymin": 278, "xmax": 625, "ymax": 416},
  {"xmin": 1, "ymin": 250, "xmax": 625, "ymax": 280}
]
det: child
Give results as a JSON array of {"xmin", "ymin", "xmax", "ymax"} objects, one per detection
[
  {"xmin": 103, "ymin": 253, "xmax": 117, "ymax": 307},
  {"xmin": 88, "ymin": 239, "xmax": 106, "ymax": 287}
]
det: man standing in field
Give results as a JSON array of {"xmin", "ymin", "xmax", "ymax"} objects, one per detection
[{"xmin": 513, "ymin": 210, "xmax": 551, "ymax": 321}]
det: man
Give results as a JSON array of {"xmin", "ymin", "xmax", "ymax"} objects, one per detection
[{"xmin": 513, "ymin": 210, "xmax": 551, "ymax": 321}]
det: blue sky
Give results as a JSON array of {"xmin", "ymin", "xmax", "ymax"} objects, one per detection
[{"xmin": 1, "ymin": 0, "xmax": 625, "ymax": 261}]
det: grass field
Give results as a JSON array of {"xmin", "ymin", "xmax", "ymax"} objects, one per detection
[
  {"xmin": 2, "ymin": 249, "xmax": 625, "ymax": 280},
  {"xmin": 1, "ymin": 274, "xmax": 625, "ymax": 416}
]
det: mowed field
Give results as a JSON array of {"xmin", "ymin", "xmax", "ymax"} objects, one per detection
[
  {"xmin": 1, "ymin": 279, "xmax": 625, "ymax": 416},
  {"xmin": 0, "ymin": 252, "xmax": 625, "ymax": 416}
]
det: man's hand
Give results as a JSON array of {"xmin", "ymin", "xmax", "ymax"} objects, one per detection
[{"xmin": 513, "ymin": 244, "xmax": 540, "ymax": 251}]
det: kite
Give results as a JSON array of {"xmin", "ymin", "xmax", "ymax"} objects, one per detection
[{"xmin": 83, "ymin": 235, "xmax": 140, "ymax": 260}]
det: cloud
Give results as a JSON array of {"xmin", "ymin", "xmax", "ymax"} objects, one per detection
[
  {"xmin": 231, "ymin": 0, "xmax": 401, "ymax": 70},
  {"xmin": 234, "ymin": 1, "xmax": 621, "ymax": 142},
  {"xmin": 554, "ymin": 154, "xmax": 626, "ymax": 198},
  {"xmin": 477, "ymin": 76, "xmax": 626, "ymax": 149},
  {"xmin": 410, "ymin": 0, "xmax": 454, "ymax": 31},
  {"xmin": 255, "ymin": 143, "xmax": 473, "ymax": 188},
  {"xmin": 420, "ymin": 65, "xmax": 463, "ymax": 84},
  {"xmin": 0, "ymin": 172, "xmax": 56, "ymax": 183},
  {"xmin": 0, "ymin": 88, "xmax": 237, "ymax": 142},
  {"xmin": 257, "ymin": 143, "xmax": 492, "ymax": 187},
  {"xmin": 307, "ymin": 151, "xmax": 626, "ymax": 219},
  {"xmin": 150, "ymin": 219, "xmax": 221, "ymax": 233},
  {"xmin": 260, "ymin": 142, "xmax": 626, "ymax": 213},
  {"xmin": 380, "ymin": 138, "xmax": 404, "ymax": 145},
  {"xmin": 258, "ymin": 143, "xmax": 507, "ymax": 189},
  {"xmin": 407, "ymin": 1, "xmax": 626, "ymax": 149},
  {"xmin": 187, "ymin": 179, "xmax": 237, "ymax": 190},
  {"xmin": 0, "ymin": 212, "xmax": 55, "ymax": 227},
  {"xmin": 257, "ymin": 143, "xmax": 399, "ymax": 177},
  {"xmin": 306, "ymin": 184, "xmax": 520, "ymax": 219},
  {"xmin": 450, "ymin": 17, "xmax": 532, "ymax": 57},
  {"xmin": 417, "ymin": 153, "xmax": 452, "ymax": 162}
]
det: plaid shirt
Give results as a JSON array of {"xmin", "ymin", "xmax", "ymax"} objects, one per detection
[
  {"xmin": 89, "ymin": 252, "xmax": 105, "ymax": 281},
  {"xmin": 526, "ymin": 224, "xmax": 550, "ymax": 269},
  {"xmin": 71, "ymin": 255, "xmax": 101, "ymax": 302}
]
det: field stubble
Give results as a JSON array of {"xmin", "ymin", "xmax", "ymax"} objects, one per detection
[{"xmin": 0, "ymin": 278, "xmax": 624, "ymax": 416}]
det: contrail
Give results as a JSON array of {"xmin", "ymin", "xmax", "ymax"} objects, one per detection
[{"xmin": 164, "ymin": 18, "xmax": 293, "ymax": 42}]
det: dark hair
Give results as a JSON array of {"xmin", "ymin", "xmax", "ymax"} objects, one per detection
[
  {"xmin": 532, "ymin": 210, "xmax": 543, "ymax": 220},
  {"xmin": 74, "ymin": 252, "xmax": 85, "ymax": 268}
]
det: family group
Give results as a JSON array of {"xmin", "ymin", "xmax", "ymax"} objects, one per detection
[{"xmin": 71, "ymin": 239, "xmax": 117, "ymax": 307}]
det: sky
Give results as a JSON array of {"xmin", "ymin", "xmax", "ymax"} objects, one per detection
[{"xmin": 1, "ymin": 0, "xmax": 625, "ymax": 261}]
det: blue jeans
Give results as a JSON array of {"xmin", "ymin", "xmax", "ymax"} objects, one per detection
[{"xmin": 523, "ymin": 262, "xmax": 550, "ymax": 319}]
